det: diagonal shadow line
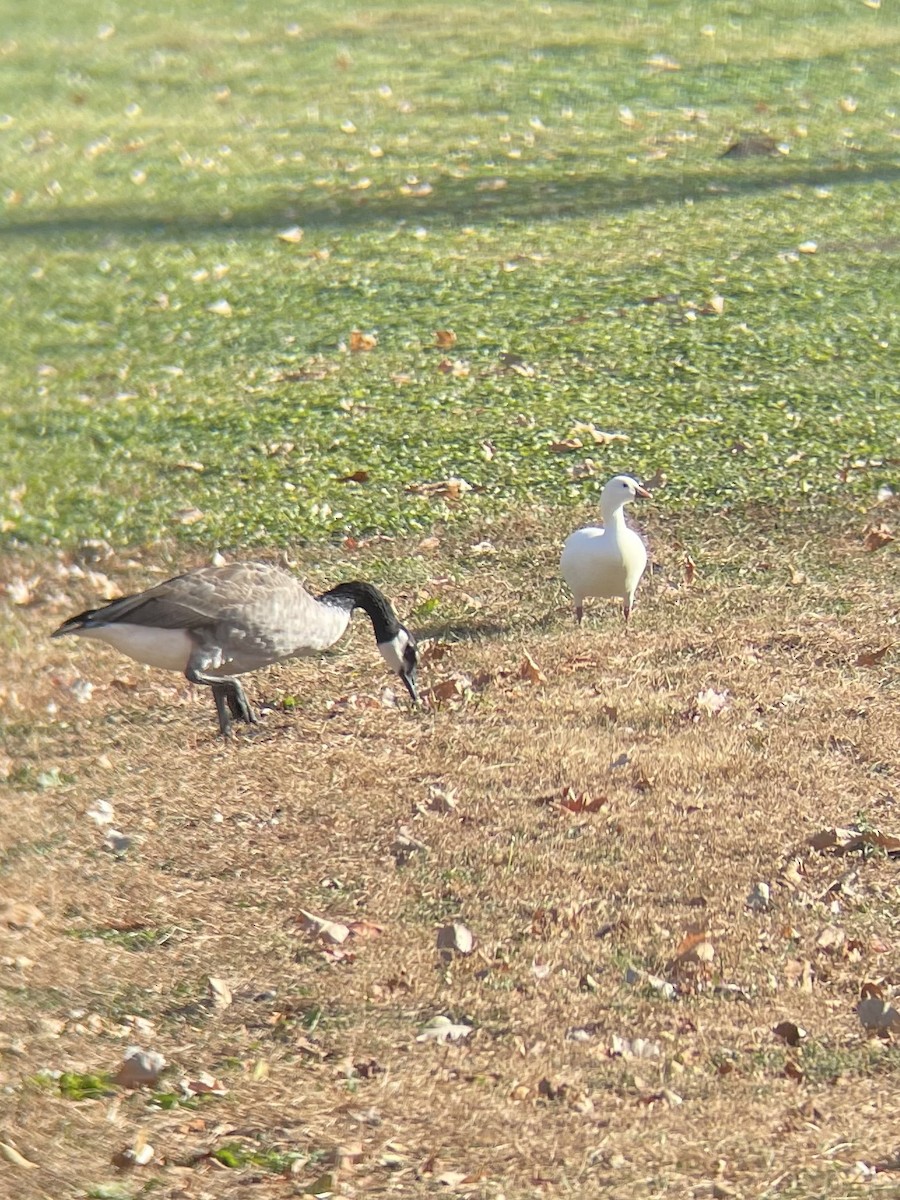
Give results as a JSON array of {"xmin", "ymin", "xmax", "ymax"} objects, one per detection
[{"xmin": 2, "ymin": 158, "xmax": 898, "ymax": 242}]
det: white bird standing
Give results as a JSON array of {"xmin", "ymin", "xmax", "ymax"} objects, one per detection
[
  {"xmin": 560, "ymin": 475, "xmax": 651, "ymax": 624},
  {"xmin": 51, "ymin": 563, "xmax": 419, "ymax": 736}
]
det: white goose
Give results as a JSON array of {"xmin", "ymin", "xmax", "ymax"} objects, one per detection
[
  {"xmin": 52, "ymin": 563, "xmax": 419, "ymax": 736},
  {"xmin": 560, "ymin": 475, "xmax": 650, "ymax": 624}
]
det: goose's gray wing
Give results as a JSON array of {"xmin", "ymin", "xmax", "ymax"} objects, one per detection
[{"xmin": 68, "ymin": 563, "xmax": 298, "ymax": 631}]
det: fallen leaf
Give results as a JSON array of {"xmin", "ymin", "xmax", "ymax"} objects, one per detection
[
  {"xmin": 114, "ymin": 1047, "xmax": 166, "ymax": 1088},
  {"xmin": 436, "ymin": 357, "xmax": 470, "ymax": 376},
  {"xmin": 519, "ymin": 651, "xmax": 546, "ymax": 684},
  {"xmin": 182, "ymin": 1071, "xmax": 228, "ymax": 1096},
  {"xmin": 298, "ymin": 909, "xmax": 350, "ymax": 945},
  {"xmin": 436, "ymin": 922, "xmax": 474, "ymax": 957},
  {"xmin": 406, "ymin": 477, "xmax": 472, "ymax": 500},
  {"xmin": 0, "ymin": 1142, "xmax": 38, "ymax": 1170},
  {"xmin": 0, "ymin": 899, "xmax": 44, "ymax": 931},
  {"xmin": 347, "ymin": 919, "xmax": 384, "ymax": 939},
  {"xmin": 207, "ymin": 976, "xmax": 232, "ymax": 1010},
  {"xmin": 206, "ymin": 298, "xmax": 232, "ymax": 317},
  {"xmin": 815, "ymin": 925, "xmax": 845, "ymax": 953},
  {"xmin": 425, "ymin": 784, "xmax": 459, "ymax": 813},
  {"xmin": 426, "ymin": 675, "xmax": 471, "ymax": 704},
  {"xmin": 417, "ymin": 1015, "xmax": 472, "ymax": 1043},
  {"xmin": 348, "ymin": 329, "xmax": 377, "ymax": 352},
  {"xmin": 609, "ymin": 1035, "xmax": 661, "ymax": 1059},
  {"xmin": 434, "ymin": 329, "xmax": 457, "ymax": 348},
  {"xmin": 747, "ymin": 888, "xmax": 772, "ymax": 922},
  {"xmin": 693, "ymin": 687, "xmax": 731, "ymax": 718},
  {"xmin": 338, "ymin": 469, "xmax": 370, "ymax": 483},
  {"xmin": 277, "ymin": 225, "xmax": 304, "ymax": 243},
  {"xmin": 856, "ymin": 646, "xmax": 890, "ymax": 667},
  {"xmin": 671, "ymin": 930, "xmax": 714, "ymax": 965},
  {"xmin": 172, "ymin": 507, "xmax": 204, "ymax": 526},
  {"xmin": 568, "ymin": 423, "xmax": 629, "ymax": 446},
  {"xmin": 112, "ymin": 1134, "xmax": 155, "ymax": 1169},
  {"xmin": 773, "ymin": 1020, "xmax": 806, "ymax": 1046},
  {"xmin": 683, "ymin": 555, "xmax": 696, "ymax": 585},
  {"xmin": 784, "ymin": 959, "xmax": 815, "ymax": 992},
  {"xmin": 558, "ymin": 787, "xmax": 607, "ymax": 814},
  {"xmin": 863, "ymin": 523, "xmax": 894, "ymax": 551},
  {"xmin": 722, "ymin": 136, "xmax": 781, "ymax": 159}
]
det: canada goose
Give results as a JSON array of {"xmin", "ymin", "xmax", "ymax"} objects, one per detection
[
  {"xmin": 560, "ymin": 475, "xmax": 650, "ymax": 624},
  {"xmin": 51, "ymin": 562, "xmax": 419, "ymax": 736}
]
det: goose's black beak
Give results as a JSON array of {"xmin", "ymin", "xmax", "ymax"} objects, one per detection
[{"xmin": 400, "ymin": 665, "xmax": 420, "ymax": 705}]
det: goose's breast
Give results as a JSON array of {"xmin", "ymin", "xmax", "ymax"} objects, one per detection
[{"xmin": 561, "ymin": 529, "xmax": 628, "ymax": 597}]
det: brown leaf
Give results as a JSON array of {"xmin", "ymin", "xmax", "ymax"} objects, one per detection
[
  {"xmin": 856, "ymin": 645, "xmax": 890, "ymax": 667},
  {"xmin": 298, "ymin": 909, "xmax": 350, "ymax": 945},
  {"xmin": 348, "ymin": 329, "xmax": 377, "ymax": 352},
  {"xmin": 863, "ymin": 523, "xmax": 894, "ymax": 551},
  {"xmin": 519, "ymin": 651, "xmax": 546, "ymax": 684},
  {"xmin": 434, "ymin": 329, "xmax": 457, "ymax": 348},
  {"xmin": 784, "ymin": 959, "xmax": 815, "ymax": 992},
  {"xmin": 114, "ymin": 1048, "xmax": 166, "ymax": 1088},
  {"xmin": 683, "ymin": 555, "xmax": 696, "ymax": 586},
  {"xmin": 436, "ymin": 357, "xmax": 470, "ymax": 376},
  {"xmin": 568, "ymin": 423, "xmax": 629, "ymax": 447},
  {"xmin": 183, "ymin": 1072, "xmax": 228, "ymax": 1096},
  {"xmin": 773, "ymin": 1020, "xmax": 806, "ymax": 1046},
  {"xmin": 406, "ymin": 477, "xmax": 472, "ymax": 500},
  {"xmin": 550, "ymin": 438, "xmax": 583, "ymax": 453},
  {"xmin": 558, "ymin": 787, "xmax": 607, "ymax": 814},
  {"xmin": 347, "ymin": 920, "xmax": 384, "ymax": 940},
  {"xmin": 815, "ymin": 925, "xmax": 845, "ymax": 953},
  {"xmin": 172, "ymin": 507, "xmax": 204, "ymax": 526},
  {"xmin": 671, "ymin": 930, "xmax": 714, "ymax": 965},
  {"xmin": 338, "ymin": 469, "xmax": 370, "ymax": 483},
  {"xmin": 426, "ymin": 675, "xmax": 470, "ymax": 704},
  {"xmin": 0, "ymin": 900, "xmax": 44, "ymax": 931}
]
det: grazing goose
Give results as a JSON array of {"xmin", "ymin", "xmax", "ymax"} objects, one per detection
[
  {"xmin": 51, "ymin": 562, "xmax": 419, "ymax": 736},
  {"xmin": 560, "ymin": 474, "xmax": 650, "ymax": 624}
]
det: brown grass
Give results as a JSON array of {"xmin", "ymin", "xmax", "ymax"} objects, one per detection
[{"xmin": 1, "ymin": 502, "xmax": 899, "ymax": 1200}]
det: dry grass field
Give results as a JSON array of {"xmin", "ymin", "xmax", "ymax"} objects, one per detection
[{"xmin": 1, "ymin": 498, "xmax": 898, "ymax": 1200}]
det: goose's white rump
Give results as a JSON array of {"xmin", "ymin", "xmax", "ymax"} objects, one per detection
[{"xmin": 560, "ymin": 474, "xmax": 650, "ymax": 623}]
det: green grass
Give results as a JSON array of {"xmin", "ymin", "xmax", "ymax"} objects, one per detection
[{"xmin": 1, "ymin": 0, "xmax": 897, "ymax": 549}]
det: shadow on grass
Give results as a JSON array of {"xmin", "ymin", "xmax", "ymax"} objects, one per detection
[{"xmin": 3, "ymin": 156, "xmax": 898, "ymax": 243}]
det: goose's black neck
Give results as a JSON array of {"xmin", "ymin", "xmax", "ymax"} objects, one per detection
[{"xmin": 319, "ymin": 581, "xmax": 402, "ymax": 644}]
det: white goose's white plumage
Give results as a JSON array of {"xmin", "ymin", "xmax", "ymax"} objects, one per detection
[
  {"xmin": 52, "ymin": 562, "xmax": 419, "ymax": 736},
  {"xmin": 560, "ymin": 474, "xmax": 650, "ymax": 624}
]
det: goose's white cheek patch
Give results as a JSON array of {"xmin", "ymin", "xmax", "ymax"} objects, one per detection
[{"xmin": 377, "ymin": 631, "xmax": 408, "ymax": 675}]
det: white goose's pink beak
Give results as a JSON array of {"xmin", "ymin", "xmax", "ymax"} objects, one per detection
[{"xmin": 635, "ymin": 484, "xmax": 652, "ymax": 499}]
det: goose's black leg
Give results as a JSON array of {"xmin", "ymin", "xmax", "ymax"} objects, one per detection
[
  {"xmin": 187, "ymin": 664, "xmax": 256, "ymax": 737},
  {"xmin": 209, "ymin": 684, "xmax": 234, "ymax": 737},
  {"xmin": 223, "ymin": 679, "xmax": 255, "ymax": 725}
]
